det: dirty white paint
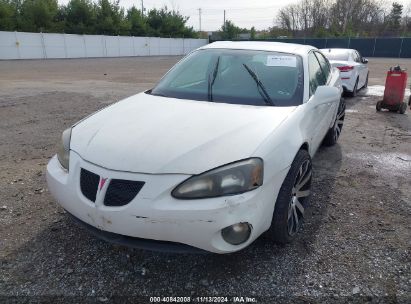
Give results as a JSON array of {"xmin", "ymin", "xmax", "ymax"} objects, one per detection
[{"xmin": 43, "ymin": 42, "xmax": 350, "ymax": 253}]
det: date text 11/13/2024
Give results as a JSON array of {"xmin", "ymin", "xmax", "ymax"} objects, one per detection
[{"xmin": 149, "ymin": 296, "xmax": 257, "ymax": 303}]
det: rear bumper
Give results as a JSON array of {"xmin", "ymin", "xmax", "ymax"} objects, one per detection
[
  {"xmin": 47, "ymin": 152, "xmax": 286, "ymax": 253},
  {"xmin": 341, "ymin": 76, "xmax": 356, "ymax": 92}
]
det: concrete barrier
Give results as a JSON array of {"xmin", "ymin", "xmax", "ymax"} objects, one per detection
[{"xmin": 0, "ymin": 31, "xmax": 208, "ymax": 60}]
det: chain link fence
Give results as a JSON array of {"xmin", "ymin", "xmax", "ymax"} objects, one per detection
[{"xmin": 210, "ymin": 38, "xmax": 411, "ymax": 58}]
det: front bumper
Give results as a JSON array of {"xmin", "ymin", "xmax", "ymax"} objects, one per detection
[
  {"xmin": 46, "ymin": 152, "xmax": 286, "ymax": 253},
  {"xmin": 67, "ymin": 211, "xmax": 207, "ymax": 253}
]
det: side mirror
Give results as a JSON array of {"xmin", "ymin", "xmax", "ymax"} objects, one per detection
[
  {"xmin": 310, "ymin": 86, "xmax": 340, "ymax": 106},
  {"xmin": 362, "ymin": 58, "xmax": 368, "ymax": 64}
]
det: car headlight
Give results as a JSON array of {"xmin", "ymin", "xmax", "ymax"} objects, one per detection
[
  {"xmin": 172, "ymin": 158, "xmax": 263, "ymax": 199},
  {"xmin": 57, "ymin": 128, "xmax": 72, "ymax": 171}
]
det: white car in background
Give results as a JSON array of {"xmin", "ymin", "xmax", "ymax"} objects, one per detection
[
  {"xmin": 47, "ymin": 41, "xmax": 344, "ymax": 254},
  {"xmin": 320, "ymin": 48, "xmax": 369, "ymax": 97}
]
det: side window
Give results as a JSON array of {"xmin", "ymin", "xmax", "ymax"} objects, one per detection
[
  {"xmin": 314, "ymin": 52, "xmax": 331, "ymax": 83},
  {"xmin": 353, "ymin": 51, "xmax": 360, "ymax": 63},
  {"xmin": 356, "ymin": 51, "xmax": 362, "ymax": 63},
  {"xmin": 308, "ymin": 52, "xmax": 326, "ymax": 96}
]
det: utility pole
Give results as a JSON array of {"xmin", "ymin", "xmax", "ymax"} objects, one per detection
[
  {"xmin": 223, "ymin": 10, "xmax": 226, "ymax": 32},
  {"xmin": 141, "ymin": 0, "xmax": 144, "ymax": 18},
  {"xmin": 198, "ymin": 8, "xmax": 202, "ymax": 32}
]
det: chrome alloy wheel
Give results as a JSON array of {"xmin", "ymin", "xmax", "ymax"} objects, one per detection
[
  {"xmin": 287, "ymin": 159, "xmax": 312, "ymax": 236},
  {"xmin": 333, "ymin": 101, "xmax": 346, "ymax": 143}
]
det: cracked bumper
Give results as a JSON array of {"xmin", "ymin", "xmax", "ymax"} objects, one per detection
[{"xmin": 46, "ymin": 152, "xmax": 286, "ymax": 253}]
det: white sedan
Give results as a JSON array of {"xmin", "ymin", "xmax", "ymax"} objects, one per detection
[
  {"xmin": 320, "ymin": 48, "xmax": 369, "ymax": 97},
  {"xmin": 47, "ymin": 41, "xmax": 344, "ymax": 254}
]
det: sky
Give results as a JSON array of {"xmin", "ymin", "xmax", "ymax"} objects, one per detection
[
  {"xmin": 58, "ymin": 0, "xmax": 411, "ymax": 32},
  {"xmin": 136, "ymin": 0, "xmax": 300, "ymax": 31}
]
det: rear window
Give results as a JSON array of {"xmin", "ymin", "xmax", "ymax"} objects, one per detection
[
  {"xmin": 321, "ymin": 50, "xmax": 349, "ymax": 61},
  {"xmin": 149, "ymin": 48, "xmax": 304, "ymax": 107}
]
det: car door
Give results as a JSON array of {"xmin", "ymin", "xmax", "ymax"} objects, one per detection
[
  {"xmin": 358, "ymin": 51, "xmax": 369, "ymax": 86},
  {"xmin": 315, "ymin": 51, "xmax": 340, "ymax": 125},
  {"xmin": 306, "ymin": 51, "xmax": 333, "ymax": 153},
  {"xmin": 354, "ymin": 50, "xmax": 367, "ymax": 87}
]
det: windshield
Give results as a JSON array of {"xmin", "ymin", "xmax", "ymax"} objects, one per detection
[{"xmin": 149, "ymin": 49, "xmax": 304, "ymax": 106}]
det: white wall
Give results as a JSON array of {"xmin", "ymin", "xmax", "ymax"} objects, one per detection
[{"xmin": 0, "ymin": 31, "xmax": 208, "ymax": 60}]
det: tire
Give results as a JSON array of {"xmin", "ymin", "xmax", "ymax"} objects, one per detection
[
  {"xmin": 269, "ymin": 150, "xmax": 312, "ymax": 244},
  {"xmin": 364, "ymin": 73, "xmax": 369, "ymax": 88},
  {"xmin": 399, "ymin": 102, "xmax": 407, "ymax": 114},
  {"xmin": 348, "ymin": 78, "xmax": 359, "ymax": 97},
  {"xmin": 323, "ymin": 98, "xmax": 345, "ymax": 146},
  {"xmin": 376, "ymin": 101, "xmax": 382, "ymax": 111}
]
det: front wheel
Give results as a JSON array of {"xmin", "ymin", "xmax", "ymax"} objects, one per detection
[
  {"xmin": 268, "ymin": 150, "xmax": 312, "ymax": 244},
  {"xmin": 323, "ymin": 98, "xmax": 345, "ymax": 146},
  {"xmin": 364, "ymin": 73, "xmax": 369, "ymax": 88}
]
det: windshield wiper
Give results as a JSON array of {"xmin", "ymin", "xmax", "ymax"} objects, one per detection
[
  {"xmin": 242, "ymin": 63, "xmax": 275, "ymax": 106},
  {"xmin": 208, "ymin": 56, "xmax": 220, "ymax": 101}
]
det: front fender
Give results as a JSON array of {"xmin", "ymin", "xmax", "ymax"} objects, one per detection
[{"xmin": 253, "ymin": 105, "xmax": 312, "ymax": 175}]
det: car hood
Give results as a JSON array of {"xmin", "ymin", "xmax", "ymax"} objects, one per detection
[{"xmin": 70, "ymin": 93, "xmax": 297, "ymax": 174}]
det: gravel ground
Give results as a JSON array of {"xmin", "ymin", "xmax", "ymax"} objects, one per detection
[{"xmin": 0, "ymin": 56, "xmax": 410, "ymax": 303}]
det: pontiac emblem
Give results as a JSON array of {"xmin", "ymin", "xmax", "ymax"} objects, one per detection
[{"xmin": 99, "ymin": 178, "xmax": 107, "ymax": 191}]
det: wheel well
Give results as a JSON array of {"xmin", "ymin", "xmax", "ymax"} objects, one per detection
[{"xmin": 300, "ymin": 143, "xmax": 309, "ymax": 152}]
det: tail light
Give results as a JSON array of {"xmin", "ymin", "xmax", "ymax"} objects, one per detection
[{"xmin": 337, "ymin": 66, "xmax": 354, "ymax": 72}]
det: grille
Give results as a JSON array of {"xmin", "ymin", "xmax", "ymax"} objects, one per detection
[
  {"xmin": 104, "ymin": 179, "xmax": 145, "ymax": 207},
  {"xmin": 80, "ymin": 168, "xmax": 99, "ymax": 202}
]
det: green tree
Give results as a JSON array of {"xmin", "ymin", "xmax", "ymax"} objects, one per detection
[
  {"xmin": 20, "ymin": 0, "xmax": 58, "ymax": 32},
  {"xmin": 64, "ymin": 0, "xmax": 96, "ymax": 34},
  {"xmin": 250, "ymin": 26, "xmax": 256, "ymax": 39},
  {"xmin": 0, "ymin": 0, "xmax": 17, "ymax": 30},
  {"xmin": 0, "ymin": 0, "xmax": 197, "ymax": 37},
  {"xmin": 146, "ymin": 7, "xmax": 196, "ymax": 38},
  {"xmin": 95, "ymin": 0, "xmax": 129, "ymax": 35},
  {"xmin": 221, "ymin": 20, "xmax": 240, "ymax": 39},
  {"xmin": 126, "ymin": 6, "xmax": 147, "ymax": 36},
  {"xmin": 388, "ymin": 2, "xmax": 403, "ymax": 32},
  {"xmin": 52, "ymin": 4, "xmax": 66, "ymax": 32},
  {"xmin": 267, "ymin": 26, "xmax": 289, "ymax": 38}
]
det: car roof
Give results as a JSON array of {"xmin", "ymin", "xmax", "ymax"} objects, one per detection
[{"xmin": 200, "ymin": 41, "xmax": 315, "ymax": 56}]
